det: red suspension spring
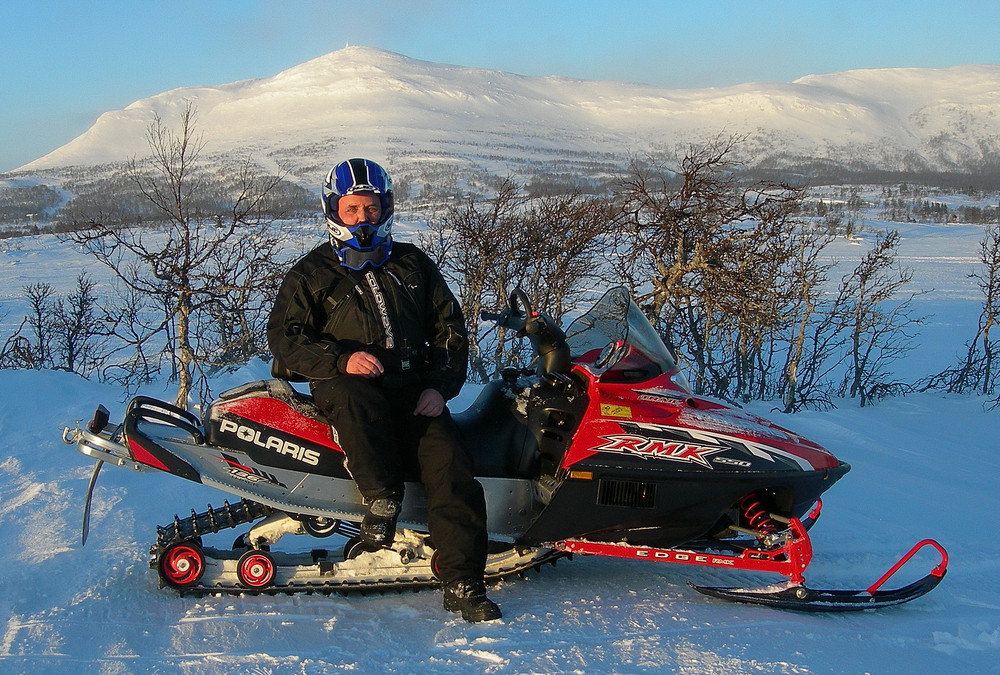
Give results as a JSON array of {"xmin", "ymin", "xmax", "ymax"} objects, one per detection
[{"xmin": 739, "ymin": 493, "xmax": 777, "ymax": 536}]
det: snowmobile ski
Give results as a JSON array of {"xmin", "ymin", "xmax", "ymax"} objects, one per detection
[{"xmin": 690, "ymin": 539, "xmax": 948, "ymax": 611}]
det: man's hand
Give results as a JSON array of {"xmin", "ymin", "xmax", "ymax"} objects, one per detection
[
  {"xmin": 414, "ymin": 388, "xmax": 446, "ymax": 417},
  {"xmin": 345, "ymin": 351, "xmax": 384, "ymax": 378}
]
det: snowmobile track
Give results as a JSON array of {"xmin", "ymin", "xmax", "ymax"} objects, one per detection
[{"xmin": 151, "ymin": 499, "xmax": 567, "ymax": 597}]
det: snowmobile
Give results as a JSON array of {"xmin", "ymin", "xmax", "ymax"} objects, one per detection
[{"xmin": 62, "ymin": 286, "xmax": 947, "ymax": 611}]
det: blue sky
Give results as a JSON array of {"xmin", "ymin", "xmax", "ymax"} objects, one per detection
[{"xmin": 2, "ymin": 0, "xmax": 998, "ymax": 173}]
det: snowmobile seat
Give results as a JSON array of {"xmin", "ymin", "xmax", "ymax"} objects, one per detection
[{"xmin": 213, "ymin": 378, "xmax": 327, "ymax": 423}]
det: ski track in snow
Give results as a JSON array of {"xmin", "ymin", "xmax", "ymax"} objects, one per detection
[{"xmin": 2, "ymin": 219, "xmax": 1000, "ymax": 673}]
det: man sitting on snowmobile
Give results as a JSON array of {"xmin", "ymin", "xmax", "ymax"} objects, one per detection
[{"xmin": 266, "ymin": 158, "xmax": 500, "ymax": 622}]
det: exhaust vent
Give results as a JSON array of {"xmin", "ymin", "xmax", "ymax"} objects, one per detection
[{"xmin": 597, "ymin": 479, "xmax": 657, "ymax": 509}]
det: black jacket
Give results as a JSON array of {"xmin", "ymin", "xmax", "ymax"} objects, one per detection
[{"xmin": 267, "ymin": 241, "xmax": 468, "ymax": 400}]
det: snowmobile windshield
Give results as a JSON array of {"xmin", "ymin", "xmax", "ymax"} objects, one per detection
[{"xmin": 565, "ymin": 287, "xmax": 689, "ymax": 389}]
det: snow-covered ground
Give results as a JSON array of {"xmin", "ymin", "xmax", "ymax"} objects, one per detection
[{"xmin": 1, "ymin": 216, "xmax": 999, "ymax": 674}]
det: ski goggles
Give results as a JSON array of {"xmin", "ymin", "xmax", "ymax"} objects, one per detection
[{"xmin": 337, "ymin": 242, "xmax": 392, "ymax": 270}]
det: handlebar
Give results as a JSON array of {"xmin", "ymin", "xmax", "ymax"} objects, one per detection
[
  {"xmin": 480, "ymin": 287, "xmax": 572, "ymax": 376},
  {"xmin": 510, "ymin": 288, "xmax": 534, "ymax": 318},
  {"xmin": 480, "ymin": 288, "xmax": 537, "ymax": 332}
]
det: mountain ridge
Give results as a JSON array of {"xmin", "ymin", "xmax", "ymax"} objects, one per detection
[{"xmin": 11, "ymin": 46, "xmax": 1000, "ymax": 186}]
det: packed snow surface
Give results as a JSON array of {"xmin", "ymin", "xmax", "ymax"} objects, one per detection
[{"xmin": 2, "ymin": 218, "xmax": 1000, "ymax": 673}]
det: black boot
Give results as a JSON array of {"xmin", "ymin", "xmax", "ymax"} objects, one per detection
[
  {"xmin": 360, "ymin": 497, "xmax": 401, "ymax": 547},
  {"xmin": 443, "ymin": 578, "xmax": 502, "ymax": 622}
]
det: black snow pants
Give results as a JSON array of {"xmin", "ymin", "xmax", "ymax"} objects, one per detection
[{"xmin": 311, "ymin": 377, "xmax": 489, "ymax": 584}]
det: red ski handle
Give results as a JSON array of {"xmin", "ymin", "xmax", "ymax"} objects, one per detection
[{"xmin": 866, "ymin": 539, "xmax": 949, "ymax": 595}]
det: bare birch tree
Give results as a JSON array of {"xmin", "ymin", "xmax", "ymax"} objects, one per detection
[
  {"xmin": 779, "ymin": 224, "xmax": 840, "ymax": 412},
  {"xmin": 837, "ymin": 229, "xmax": 924, "ymax": 406},
  {"xmin": 616, "ymin": 136, "xmax": 809, "ymax": 401},
  {"xmin": 421, "ymin": 180, "xmax": 607, "ymax": 381},
  {"xmin": 923, "ymin": 220, "xmax": 1000, "ymax": 398},
  {"xmin": 65, "ymin": 102, "xmax": 289, "ymax": 407}
]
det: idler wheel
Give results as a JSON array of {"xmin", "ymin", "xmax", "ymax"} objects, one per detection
[
  {"xmin": 237, "ymin": 550, "xmax": 276, "ymax": 589},
  {"xmin": 159, "ymin": 541, "xmax": 206, "ymax": 588}
]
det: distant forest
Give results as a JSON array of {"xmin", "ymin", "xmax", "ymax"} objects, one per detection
[{"xmin": 2, "ymin": 162, "xmax": 1000, "ymax": 240}]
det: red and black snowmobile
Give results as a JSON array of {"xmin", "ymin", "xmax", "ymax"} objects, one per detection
[{"xmin": 62, "ymin": 286, "xmax": 947, "ymax": 610}]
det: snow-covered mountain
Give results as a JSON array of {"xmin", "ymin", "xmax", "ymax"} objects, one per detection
[{"xmin": 13, "ymin": 46, "xmax": 1000, "ymax": 185}]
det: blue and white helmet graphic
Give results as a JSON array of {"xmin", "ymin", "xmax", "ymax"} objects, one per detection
[{"xmin": 322, "ymin": 158, "xmax": 395, "ymax": 270}]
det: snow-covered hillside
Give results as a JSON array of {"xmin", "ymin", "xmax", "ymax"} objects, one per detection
[
  {"xmin": 1, "ymin": 215, "xmax": 999, "ymax": 673},
  {"xmin": 11, "ymin": 46, "xmax": 1000, "ymax": 183}
]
